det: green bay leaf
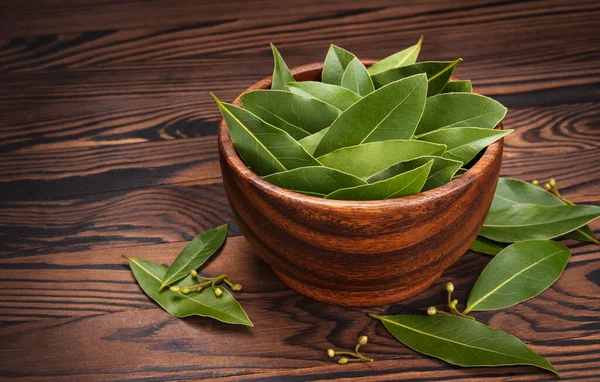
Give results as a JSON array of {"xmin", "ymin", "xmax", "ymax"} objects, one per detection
[
  {"xmin": 313, "ymin": 74, "xmax": 428, "ymax": 157},
  {"xmin": 287, "ymin": 81, "xmax": 361, "ymax": 110},
  {"xmin": 418, "ymin": 127, "xmax": 512, "ymax": 164},
  {"xmin": 270, "ymin": 43, "xmax": 295, "ymax": 91},
  {"xmin": 124, "ymin": 256, "xmax": 253, "ymax": 326},
  {"xmin": 160, "ymin": 224, "xmax": 228, "ymax": 289},
  {"xmin": 326, "ymin": 160, "xmax": 432, "ymax": 200},
  {"xmin": 264, "ymin": 166, "xmax": 366, "ymax": 197},
  {"xmin": 317, "ymin": 140, "xmax": 446, "ymax": 179},
  {"xmin": 240, "ymin": 90, "xmax": 339, "ymax": 139},
  {"xmin": 371, "ymin": 59, "xmax": 461, "ymax": 96},
  {"xmin": 367, "ymin": 36, "xmax": 423, "ymax": 76},
  {"xmin": 322, "ymin": 44, "xmax": 357, "ymax": 85},
  {"xmin": 416, "ymin": 93, "xmax": 508, "ymax": 135},
  {"xmin": 340, "ymin": 57, "xmax": 375, "ymax": 96},
  {"xmin": 441, "ymin": 80, "xmax": 472, "ymax": 93},
  {"xmin": 298, "ymin": 128, "xmax": 328, "ymax": 155},
  {"xmin": 212, "ymin": 95, "xmax": 320, "ymax": 176},
  {"xmin": 469, "ymin": 236, "xmax": 506, "ymax": 256},
  {"xmin": 491, "ymin": 178, "xmax": 598, "ymax": 243},
  {"xmin": 366, "ymin": 155, "xmax": 462, "ymax": 191},
  {"xmin": 371, "ymin": 314, "xmax": 558, "ymax": 375},
  {"xmin": 465, "ymin": 240, "xmax": 570, "ymax": 313},
  {"xmin": 480, "ymin": 204, "xmax": 600, "ymax": 243}
]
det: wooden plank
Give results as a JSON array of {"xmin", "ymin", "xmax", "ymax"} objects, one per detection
[
  {"xmin": 0, "ymin": 0, "xmax": 596, "ymax": 69},
  {"xmin": 0, "ymin": 236, "xmax": 598, "ymax": 379}
]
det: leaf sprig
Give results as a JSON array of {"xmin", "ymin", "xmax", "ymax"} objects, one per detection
[
  {"xmin": 123, "ymin": 224, "xmax": 253, "ymax": 326},
  {"xmin": 213, "ymin": 37, "xmax": 509, "ymax": 200}
]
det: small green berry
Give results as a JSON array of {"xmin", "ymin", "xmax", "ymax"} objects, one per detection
[
  {"xmin": 327, "ymin": 349, "xmax": 335, "ymax": 358},
  {"xmin": 451, "ymin": 299, "xmax": 458, "ymax": 306},
  {"xmin": 357, "ymin": 335, "xmax": 368, "ymax": 346},
  {"xmin": 338, "ymin": 357, "xmax": 348, "ymax": 364},
  {"xmin": 214, "ymin": 287, "xmax": 223, "ymax": 297},
  {"xmin": 182, "ymin": 287, "xmax": 191, "ymax": 294},
  {"xmin": 232, "ymin": 284, "xmax": 243, "ymax": 291},
  {"xmin": 190, "ymin": 269, "xmax": 198, "ymax": 277},
  {"xmin": 169, "ymin": 286, "xmax": 180, "ymax": 292},
  {"xmin": 446, "ymin": 282, "xmax": 454, "ymax": 293},
  {"xmin": 531, "ymin": 179, "xmax": 539, "ymax": 186},
  {"xmin": 549, "ymin": 178, "xmax": 556, "ymax": 187},
  {"xmin": 427, "ymin": 306, "xmax": 437, "ymax": 316}
]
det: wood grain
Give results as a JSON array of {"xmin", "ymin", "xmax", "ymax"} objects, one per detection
[
  {"xmin": 0, "ymin": 237, "xmax": 598, "ymax": 379},
  {"xmin": 1, "ymin": 0, "xmax": 599, "ymax": 379}
]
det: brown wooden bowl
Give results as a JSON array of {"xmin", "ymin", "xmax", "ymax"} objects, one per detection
[{"xmin": 218, "ymin": 60, "xmax": 503, "ymax": 307}]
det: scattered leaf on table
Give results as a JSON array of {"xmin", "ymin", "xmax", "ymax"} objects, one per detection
[
  {"xmin": 270, "ymin": 43, "xmax": 295, "ymax": 91},
  {"xmin": 479, "ymin": 204, "xmax": 600, "ymax": 243},
  {"xmin": 240, "ymin": 90, "xmax": 339, "ymax": 139},
  {"xmin": 313, "ymin": 74, "xmax": 428, "ymax": 157},
  {"xmin": 441, "ymin": 80, "xmax": 472, "ymax": 93},
  {"xmin": 341, "ymin": 57, "xmax": 375, "ymax": 95},
  {"xmin": 123, "ymin": 256, "xmax": 253, "ymax": 326},
  {"xmin": 415, "ymin": 93, "xmax": 508, "ymax": 135},
  {"xmin": 371, "ymin": 314, "xmax": 558, "ymax": 375},
  {"xmin": 317, "ymin": 140, "xmax": 446, "ymax": 179},
  {"xmin": 287, "ymin": 81, "xmax": 361, "ymax": 110},
  {"xmin": 160, "ymin": 224, "xmax": 228, "ymax": 289},
  {"xmin": 322, "ymin": 44, "xmax": 357, "ymax": 85},
  {"xmin": 367, "ymin": 36, "xmax": 423, "ymax": 76},
  {"xmin": 326, "ymin": 160, "xmax": 432, "ymax": 200},
  {"xmin": 465, "ymin": 240, "xmax": 570, "ymax": 312},
  {"xmin": 263, "ymin": 166, "xmax": 367, "ymax": 197},
  {"xmin": 371, "ymin": 59, "xmax": 462, "ymax": 96},
  {"xmin": 469, "ymin": 236, "xmax": 506, "ymax": 256},
  {"xmin": 418, "ymin": 127, "xmax": 512, "ymax": 164},
  {"xmin": 491, "ymin": 177, "xmax": 598, "ymax": 244},
  {"xmin": 212, "ymin": 94, "xmax": 320, "ymax": 176},
  {"xmin": 366, "ymin": 155, "xmax": 462, "ymax": 191}
]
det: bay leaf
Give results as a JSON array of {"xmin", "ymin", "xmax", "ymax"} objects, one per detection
[
  {"xmin": 298, "ymin": 128, "xmax": 328, "ymax": 155},
  {"xmin": 465, "ymin": 240, "xmax": 570, "ymax": 313},
  {"xmin": 371, "ymin": 314, "xmax": 558, "ymax": 375},
  {"xmin": 418, "ymin": 127, "xmax": 512, "ymax": 164},
  {"xmin": 441, "ymin": 80, "xmax": 472, "ymax": 93},
  {"xmin": 415, "ymin": 93, "xmax": 508, "ymax": 135},
  {"xmin": 160, "ymin": 224, "xmax": 228, "ymax": 290},
  {"xmin": 317, "ymin": 140, "xmax": 446, "ymax": 179},
  {"xmin": 263, "ymin": 166, "xmax": 367, "ymax": 197},
  {"xmin": 326, "ymin": 160, "xmax": 432, "ymax": 200},
  {"xmin": 371, "ymin": 59, "xmax": 462, "ymax": 96},
  {"xmin": 469, "ymin": 236, "xmax": 506, "ymax": 256},
  {"xmin": 340, "ymin": 57, "xmax": 375, "ymax": 96},
  {"xmin": 123, "ymin": 256, "xmax": 253, "ymax": 326},
  {"xmin": 270, "ymin": 43, "xmax": 295, "ymax": 91},
  {"xmin": 480, "ymin": 204, "xmax": 600, "ymax": 243},
  {"xmin": 322, "ymin": 44, "xmax": 357, "ymax": 85},
  {"xmin": 313, "ymin": 74, "xmax": 428, "ymax": 157},
  {"xmin": 491, "ymin": 177, "xmax": 598, "ymax": 244},
  {"xmin": 287, "ymin": 81, "xmax": 361, "ymax": 110},
  {"xmin": 212, "ymin": 94, "xmax": 320, "ymax": 176},
  {"xmin": 240, "ymin": 90, "xmax": 339, "ymax": 139},
  {"xmin": 367, "ymin": 36, "xmax": 423, "ymax": 76},
  {"xmin": 367, "ymin": 155, "xmax": 462, "ymax": 191}
]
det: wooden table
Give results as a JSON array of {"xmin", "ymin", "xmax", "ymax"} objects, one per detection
[{"xmin": 1, "ymin": 1, "xmax": 598, "ymax": 380}]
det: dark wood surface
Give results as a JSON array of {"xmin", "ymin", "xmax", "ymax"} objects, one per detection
[{"xmin": 0, "ymin": 0, "xmax": 598, "ymax": 380}]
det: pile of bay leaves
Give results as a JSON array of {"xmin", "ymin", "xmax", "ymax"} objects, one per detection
[{"xmin": 212, "ymin": 38, "xmax": 510, "ymax": 200}]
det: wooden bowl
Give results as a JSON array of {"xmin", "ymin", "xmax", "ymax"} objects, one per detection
[{"xmin": 218, "ymin": 60, "xmax": 503, "ymax": 307}]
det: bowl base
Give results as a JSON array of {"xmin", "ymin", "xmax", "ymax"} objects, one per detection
[{"xmin": 273, "ymin": 268, "xmax": 445, "ymax": 307}]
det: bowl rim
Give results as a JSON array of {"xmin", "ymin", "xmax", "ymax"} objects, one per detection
[{"xmin": 218, "ymin": 59, "xmax": 503, "ymax": 208}]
